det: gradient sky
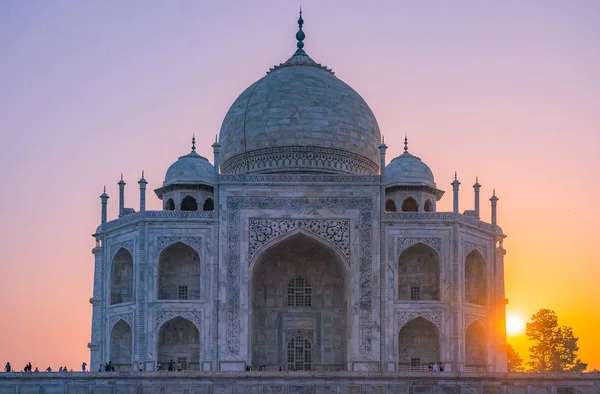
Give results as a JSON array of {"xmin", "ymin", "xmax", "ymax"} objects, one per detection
[{"xmin": 0, "ymin": 1, "xmax": 599, "ymax": 371}]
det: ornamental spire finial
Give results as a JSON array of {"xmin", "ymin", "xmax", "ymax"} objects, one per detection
[
  {"xmin": 142, "ymin": 170, "xmax": 145, "ymax": 178},
  {"xmin": 191, "ymin": 134, "xmax": 196, "ymax": 152},
  {"xmin": 295, "ymin": 8, "xmax": 306, "ymax": 55},
  {"xmin": 454, "ymin": 171, "xmax": 457, "ymax": 180},
  {"xmin": 404, "ymin": 135, "xmax": 408, "ymax": 152},
  {"xmin": 103, "ymin": 185, "xmax": 106, "ymax": 193}
]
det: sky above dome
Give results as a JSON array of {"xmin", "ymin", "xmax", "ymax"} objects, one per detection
[{"xmin": 0, "ymin": 0, "xmax": 599, "ymax": 370}]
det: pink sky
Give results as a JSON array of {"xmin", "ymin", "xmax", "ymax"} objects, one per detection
[{"xmin": 0, "ymin": 1, "xmax": 599, "ymax": 371}]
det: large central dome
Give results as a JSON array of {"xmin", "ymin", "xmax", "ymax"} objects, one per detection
[{"xmin": 218, "ymin": 14, "xmax": 381, "ymax": 175}]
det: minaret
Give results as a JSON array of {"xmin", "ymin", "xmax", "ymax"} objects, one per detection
[
  {"xmin": 212, "ymin": 134, "xmax": 221, "ymax": 176},
  {"xmin": 378, "ymin": 136, "xmax": 387, "ymax": 176},
  {"xmin": 473, "ymin": 176, "xmax": 481, "ymax": 219},
  {"xmin": 138, "ymin": 171, "xmax": 147, "ymax": 212},
  {"xmin": 451, "ymin": 172, "xmax": 460, "ymax": 214},
  {"xmin": 118, "ymin": 174, "xmax": 125, "ymax": 218},
  {"xmin": 100, "ymin": 186, "xmax": 109, "ymax": 224},
  {"xmin": 490, "ymin": 189, "xmax": 499, "ymax": 226}
]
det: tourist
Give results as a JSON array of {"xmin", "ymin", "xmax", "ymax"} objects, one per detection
[
  {"xmin": 177, "ymin": 361, "xmax": 182, "ymax": 371},
  {"xmin": 34, "ymin": 367, "xmax": 39, "ymax": 373},
  {"xmin": 157, "ymin": 363, "xmax": 162, "ymax": 371},
  {"xmin": 427, "ymin": 362, "xmax": 433, "ymax": 372},
  {"xmin": 98, "ymin": 364, "xmax": 102, "ymax": 372},
  {"xmin": 82, "ymin": 362, "xmax": 87, "ymax": 372},
  {"xmin": 4, "ymin": 362, "xmax": 10, "ymax": 373},
  {"xmin": 433, "ymin": 362, "xmax": 439, "ymax": 372},
  {"xmin": 59, "ymin": 367, "xmax": 63, "ymax": 372},
  {"xmin": 46, "ymin": 367, "xmax": 52, "ymax": 372},
  {"xmin": 439, "ymin": 362, "xmax": 444, "ymax": 372}
]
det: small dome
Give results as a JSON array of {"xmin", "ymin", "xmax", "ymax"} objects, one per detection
[
  {"xmin": 385, "ymin": 150, "xmax": 435, "ymax": 188},
  {"xmin": 163, "ymin": 150, "xmax": 215, "ymax": 187}
]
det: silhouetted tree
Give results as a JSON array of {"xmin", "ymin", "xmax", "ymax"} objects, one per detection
[
  {"xmin": 526, "ymin": 309, "xmax": 587, "ymax": 372},
  {"xmin": 507, "ymin": 343, "xmax": 524, "ymax": 372}
]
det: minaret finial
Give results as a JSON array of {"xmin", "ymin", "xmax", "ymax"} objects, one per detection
[
  {"xmin": 142, "ymin": 170, "xmax": 145, "ymax": 178},
  {"xmin": 454, "ymin": 171, "xmax": 457, "ymax": 180},
  {"xmin": 192, "ymin": 134, "xmax": 196, "ymax": 152},
  {"xmin": 103, "ymin": 185, "xmax": 106, "ymax": 193},
  {"xmin": 493, "ymin": 188, "xmax": 496, "ymax": 196},
  {"xmin": 120, "ymin": 173, "xmax": 123, "ymax": 181},
  {"xmin": 295, "ymin": 8, "xmax": 306, "ymax": 55},
  {"xmin": 215, "ymin": 134, "xmax": 218, "ymax": 143},
  {"xmin": 476, "ymin": 176, "xmax": 479, "ymax": 183},
  {"xmin": 404, "ymin": 135, "xmax": 408, "ymax": 152}
]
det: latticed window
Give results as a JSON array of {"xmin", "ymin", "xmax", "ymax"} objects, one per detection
[
  {"xmin": 177, "ymin": 357, "xmax": 187, "ymax": 370},
  {"xmin": 178, "ymin": 285, "xmax": 188, "ymax": 300},
  {"xmin": 410, "ymin": 286, "xmax": 421, "ymax": 301},
  {"xmin": 410, "ymin": 358, "xmax": 421, "ymax": 371},
  {"xmin": 287, "ymin": 277, "xmax": 312, "ymax": 307},
  {"xmin": 287, "ymin": 336, "xmax": 312, "ymax": 371}
]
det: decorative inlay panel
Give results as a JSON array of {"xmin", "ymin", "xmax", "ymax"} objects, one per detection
[
  {"xmin": 108, "ymin": 312, "xmax": 134, "ymax": 330},
  {"xmin": 395, "ymin": 310, "xmax": 443, "ymax": 330},
  {"xmin": 464, "ymin": 241, "xmax": 488, "ymax": 261},
  {"xmin": 249, "ymin": 219, "xmax": 350, "ymax": 262},
  {"xmin": 227, "ymin": 196, "xmax": 373, "ymax": 356},
  {"xmin": 464, "ymin": 313, "xmax": 486, "ymax": 331},
  {"xmin": 397, "ymin": 237, "xmax": 442, "ymax": 256},
  {"xmin": 100, "ymin": 211, "xmax": 215, "ymax": 231},
  {"xmin": 155, "ymin": 236, "xmax": 203, "ymax": 257},
  {"xmin": 155, "ymin": 311, "xmax": 202, "ymax": 330},
  {"xmin": 219, "ymin": 174, "xmax": 381, "ymax": 184},
  {"xmin": 285, "ymin": 329, "xmax": 314, "ymax": 341},
  {"xmin": 109, "ymin": 240, "xmax": 134, "ymax": 260}
]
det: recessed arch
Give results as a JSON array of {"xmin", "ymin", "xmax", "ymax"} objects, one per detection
[
  {"xmin": 465, "ymin": 250, "xmax": 486, "ymax": 305},
  {"xmin": 398, "ymin": 317, "xmax": 440, "ymax": 371},
  {"xmin": 465, "ymin": 321, "xmax": 486, "ymax": 371},
  {"xmin": 203, "ymin": 198, "xmax": 214, "ymax": 211},
  {"xmin": 385, "ymin": 199, "xmax": 397, "ymax": 212},
  {"xmin": 181, "ymin": 195, "xmax": 198, "ymax": 211},
  {"xmin": 251, "ymin": 232, "xmax": 347, "ymax": 370},
  {"xmin": 165, "ymin": 198, "xmax": 175, "ymax": 211},
  {"xmin": 110, "ymin": 248, "xmax": 133, "ymax": 305},
  {"xmin": 157, "ymin": 317, "xmax": 200, "ymax": 371},
  {"xmin": 398, "ymin": 243, "xmax": 440, "ymax": 301},
  {"xmin": 424, "ymin": 199, "xmax": 433, "ymax": 212},
  {"xmin": 401, "ymin": 197, "xmax": 419, "ymax": 212},
  {"xmin": 158, "ymin": 242, "xmax": 200, "ymax": 300},
  {"xmin": 110, "ymin": 319, "xmax": 132, "ymax": 371}
]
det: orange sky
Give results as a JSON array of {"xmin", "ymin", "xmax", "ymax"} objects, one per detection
[{"xmin": 0, "ymin": 1, "xmax": 598, "ymax": 371}]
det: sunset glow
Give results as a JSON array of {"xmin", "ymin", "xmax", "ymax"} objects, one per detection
[{"xmin": 506, "ymin": 315, "xmax": 526, "ymax": 336}]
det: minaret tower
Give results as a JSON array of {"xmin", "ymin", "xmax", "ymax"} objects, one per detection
[
  {"xmin": 451, "ymin": 172, "xmax": 460, "ymax": 214},
  {"xmin": 118, "ymin": 174, "xmax": 126, "ymax": 218},
  {"xmin": 473, "ymin": 177, "xmax": 481, "ymax": 219},
  {"xmin": 490, "ymin": 189, "xmax": 499, "ymax": 226},
  {"xmin": 138, "ymin": 171, "xmax": 147, "ymax": 212},
  {"xmin": 100, "ymin": 186, "xmax": 109, "ymax": 224}
]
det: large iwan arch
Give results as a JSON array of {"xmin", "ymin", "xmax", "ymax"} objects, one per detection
[
  {"xmin": 398, "ymin": 317, "xmax": 440, "ymax": 371},
  {"xmin": 158, "ymin": 242, "xmax": 200, "ymax": 300},
  {"xmin": 398, "ymin": 243, "xmax": 440, "ymax": 301},
  {"xmin": 110, "ymin": 320, "xmax": 132, "ymax": 371},
  {"xmin": 157, "ymin": 317, "xmax": 200, "ymax": 371},
  {"xmin": 465, "ymin": 250, "xmax": 486, "ymax": 305},
  {"xmin": 110, "ymin": 248, "xmax": 133, "ymax": 305},
  {"xmin": 251, "ymin": 232, "xmax": 348, "ymax": 371}
]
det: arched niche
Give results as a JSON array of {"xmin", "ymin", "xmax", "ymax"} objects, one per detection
[
  {"xmin": 157, "ymin": 317, "xmax": 200, "ymax": 371},
  {"xmin": 111, "ymin": 248, "xmax": 133, "ymax": 305},
  {"xmin": 424, "ymin": 199, "xmax": 434, "ymax": 212},
  {"xmin": 251, "ymin": 232, "xmax": 347, "ymax": 370},
  {"xmin": 398, "ymin": 317, "xmax": 440, "ymax": 371},
  {"xmin": 203, "ymin": 198, "xmax": 214, "ymax": 211},
  {"xmin": 465, "ymin": 250, "xmax": 486, "ymax": 305},
  {"xmin": 110, "ymin": 320, "xmax": 132, "ymax": 371},
  {"xmin": 158, "ymin": 242, "xmax": 200, "ymax": 300},
  {"xmin": 398, "ymin": 243, "xmax": 440, "ymax": 301},
  {"xmin": 181, "ymin": 196, "xmax": 198, "ymax": 211},
  {"xmin": 401, "ymin": 197, "xmax": 418, "ymax": 212},
  {"xmin": 465, "ymin": 321, "xmax": 486, "ymax": 371},
  {"xmin": 385, "ymin": 199, "xmax": 397, "ymax": 212},
  {"xmin": 165, "ymin": 198, "xmax": 175, "ymax": 211}
]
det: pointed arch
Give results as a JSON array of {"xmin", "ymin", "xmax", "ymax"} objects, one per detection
[
  {"xmin": 202, "ymin": 198, "xmax": 214, "ymax": 211},
  {"xmin": 165, "ymin": 198, "xmax": 175, "ymax": 211},
  {"xmin": 398, "ymin": 243, "xmax": 440, "ymax": 301},
  {"xmin": 110, "ymin": 248, "xmax": 133, "ymax": 305},
  {"xmin": 157, "ymin": 317, "xmax": 200, "ymax": 371},
  {"xmin": 385, "ymin": 199, "xmax": 397, "ymax": 212},
  {"xmin": 424, "ymin": 199, "xmax": 433, "ymax": 212},
  {"xmin": 251, "ymin": 232, "xmax": 348, "ymax": 369},
  {"xmin": 110, "ymin": 319, "xmax": 132, "ymax": 371},
  {"xmin": 398, "ymin": 317, "xmax": 440, "ymax": 371},
  {"xmin": 465, "ymin": 321, "xmax": 487, "ymax": 371},
  {"xmin": 181, "ymin": 195, "xmax": 197, "ymax": 211},
  {"xmin": 158, "ymin": 242, "xmax": 200, "ymax": 300},
  {"xmin": 401, "ymin": 197, "xmax": 418, "ymax": 212},
  {"xmin": 465, "ymin": 249, "xmax": 486, "ymax": 305}
]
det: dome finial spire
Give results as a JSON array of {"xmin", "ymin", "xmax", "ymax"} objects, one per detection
[
  {"xmin": 295, "ymin": 7, "xmax": 306, "ymax": 55},
  {"xmin": 191, "ymin": 134, "xmax": 196, "ymax": 152},
  {"xmin": 404, "ymin": 135, "xmax": 408, "ymax": 152}
]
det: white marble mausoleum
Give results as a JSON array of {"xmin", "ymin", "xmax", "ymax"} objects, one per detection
[{"xmin": 88, "ymin": 14, "xmax": 508, "ymax": 374}]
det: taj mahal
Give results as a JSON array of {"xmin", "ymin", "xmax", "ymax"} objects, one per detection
[{"xmin": 88, "ymin": 13, "xmax": 508, "ymax": 374}]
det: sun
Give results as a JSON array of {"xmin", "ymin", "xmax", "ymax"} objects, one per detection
[{"xmin": 506, "ymin": 314, "xmax": 526, "ymax": 336}]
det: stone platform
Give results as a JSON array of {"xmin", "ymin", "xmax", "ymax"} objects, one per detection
[{"xmin": 1, "ymin": 371, "xmax": 599, "ymax": 394}]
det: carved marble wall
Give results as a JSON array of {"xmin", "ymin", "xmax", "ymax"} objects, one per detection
[
  {"xmin": 157, "ymin": 317, "xmax": 200, "ymax": 370},
  {"xmin": 158, "ymin": 242, "xmax": 201, "ymax": 300},
  {"xmin": 465, "ymin": 250, "xmax": 486, "ymax": 305},
  {"xmin": 397, "ymin": 317, "xmax": 440, "ymax": 368},
  {"xmin": 110, "ymin": 249, "xmax": 134, "ymax": 305},
  {"xmin": 397, "ymin": 244, "xmax": 440, "ymax": 301},
  {"xmin": 110, "ymin": 320, "xmax": 133, "ymax": 370},
  {"xmin": 252, "ymin": 233, "xmax": 347, "ymax": 369}
]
